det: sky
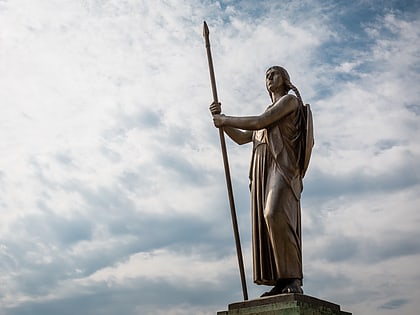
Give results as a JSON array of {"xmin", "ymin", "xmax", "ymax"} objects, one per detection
[{"xmin": 0, "ymin": 0, "xmax": 419, "ymax": 314}]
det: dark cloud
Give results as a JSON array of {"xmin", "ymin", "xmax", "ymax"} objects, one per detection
[
  {"xmin": 315, "ymin": 231, "xmax": 420, "ymax": 264},
  {"xmin": 67, "ymin": 182, "xmax": 136, "ymax": 213},
  {"xmin": 374, "ymin": 139, "xmax": 402, "ymax": 152},
  {"xmin": 405, "ymin": 103, "xmax": 420, "ymax": 116},
  {"xmin": 101, "ymin": 108, "xmax": 163, "ymax": 142},
  {"xmin": 378, "ymin": 298, "xmax": 409, "ymax": 310},
  {"xmin": 138, "ymin": 109, "xmax": 162, "ymax": 128},
  {"xmin": 322, "ymin": 236, "xmax": 359, "ymax": 262},
  {"xmin": 164, "ymin": 125, "xmax": 197, "ymax": 147},
  {"xmin": 156, "ymin": 152, "xmax": 211, "ymax": 185},
  {"xmin": 304, "ymin": 160, "xmax": 420, "ymax": 198},
  {"xmin": 13, "ymin": 209, "xmax": 92, "ymax": 246},
  {"xmin": 4, "ymin": 275, "xmax": 240, "ymax": 315},
  {"xmin": 362, "ymin": 235, "xmax": 420, "ymax": 263},
  {"xmin": 11, "ymin": 264, "xmax": 71, "ymax": 297},
  {"xmin": 2, "ymin": 209, "xmax": 234, "ymax": 303},
  {"xmin": 106, "ymin": 212, "xmax": 234, "ymax": 257},
  {"xmin": 303, "ymin": 269, "xmax": 351, "ymax": 297}
]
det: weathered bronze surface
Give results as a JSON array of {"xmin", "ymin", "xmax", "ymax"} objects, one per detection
[{"xmin": 210, "ymin": 66, "xmax": 313, "ymax": 296}]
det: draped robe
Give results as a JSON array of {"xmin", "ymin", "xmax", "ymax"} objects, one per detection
[{"xmin": 250, "ymin": 99, "xmax": 304, "ymax": 286}]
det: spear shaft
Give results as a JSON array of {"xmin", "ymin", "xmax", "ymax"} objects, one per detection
[{"xmin": 203, "ymin": 21, "xmax": 248, "ymax": 301}]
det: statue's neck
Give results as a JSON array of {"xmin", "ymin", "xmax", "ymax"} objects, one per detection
[{"xmin": 272, "ymin": 90, "xmax": 287, "ymax": 103}]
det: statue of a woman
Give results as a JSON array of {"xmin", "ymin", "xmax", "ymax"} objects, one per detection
[{"xmin": 210, "ymin": 66, "xmax": 313, "ymax": 296}]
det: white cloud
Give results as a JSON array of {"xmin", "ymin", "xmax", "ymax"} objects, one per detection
[
  {"xmin": 82, "ymin": 249, "xmax": 235, "ymax": 286},
  {"xmin": 0, "ymin": 1, "xmax": 419, "ymax": 315}
]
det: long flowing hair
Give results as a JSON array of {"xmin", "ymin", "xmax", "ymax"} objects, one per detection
[{"xmin": 266, "ymin": 66, "xmax": 307, "ymax": 172}]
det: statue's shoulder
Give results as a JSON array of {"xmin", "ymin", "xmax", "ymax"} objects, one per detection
[
  {"xmin": 265, "ymin": 94, "xmax": 299, "ymax": 115},
  {"xmin": 283, "ymin": 93, "xmax": 298, "ymax": 104},
  {"xmin": 282, "ymin": 94, "xmax": 299, "ymax": 111}
]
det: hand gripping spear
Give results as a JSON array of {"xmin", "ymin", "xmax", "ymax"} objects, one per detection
[{"xmin": 203, "ymin": 21, "xmax": 248, "ymax": 301}]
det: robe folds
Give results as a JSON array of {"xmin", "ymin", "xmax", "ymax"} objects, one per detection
[{"xmin": 250, "ymin": 100, "xmax": 304, "ymax": 286}]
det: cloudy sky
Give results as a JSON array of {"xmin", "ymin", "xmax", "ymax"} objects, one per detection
[{"xmin": 1, "ymin": 0, "xmax": 419, "ymax": 314}]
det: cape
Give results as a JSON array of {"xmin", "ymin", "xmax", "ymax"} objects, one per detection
[{"xmin": 301, "ymin": 103, "xmax": 314, "ymax": 178}]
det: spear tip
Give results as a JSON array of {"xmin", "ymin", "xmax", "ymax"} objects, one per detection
[{"xmin": 203, "ymin": 21, "xmax": 209, "ymax": 37}]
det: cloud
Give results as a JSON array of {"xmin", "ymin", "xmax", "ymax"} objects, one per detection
[
  {"xmin": 0, "ymin": 1, "xmax": 419, "ymax": 315},
  {"xmin": 379, "ymin": 298, "xmax": 409, "ymax": 310}
]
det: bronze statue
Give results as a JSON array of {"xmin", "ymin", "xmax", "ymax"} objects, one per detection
[{"xmin": 210, "ymin": 66, "xmax": 313, "ymax": 296}]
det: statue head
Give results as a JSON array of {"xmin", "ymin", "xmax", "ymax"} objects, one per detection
[
  {"xmin": 266, "ymin": 66, "xmax": 305, "ymax": 108},
  {"xmin": 266, "ymin": 66, "xmax": 292, "ymax": 101}
]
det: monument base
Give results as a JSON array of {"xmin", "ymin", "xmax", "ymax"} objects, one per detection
[{"xmin": 217, "ymin": 294, "xmax": 351, "ymax": 315}]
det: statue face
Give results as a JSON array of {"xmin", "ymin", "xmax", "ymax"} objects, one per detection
[{"xmin": 266, "ymin": 68, "xmax": 284, "ymax": 93}]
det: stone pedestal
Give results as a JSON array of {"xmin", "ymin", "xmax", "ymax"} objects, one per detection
[{"xmin": 217, "ymin": 294, "xmax": 351, "ymax": 315}]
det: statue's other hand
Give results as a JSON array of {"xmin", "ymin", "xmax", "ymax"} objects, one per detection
[
  {"xmin": 209, "ymin": 101, "xmax": 221, "ymax": 115},
  {"xmin": 212, "ymin": 114, "xmax": 225, "ymax": 128}
]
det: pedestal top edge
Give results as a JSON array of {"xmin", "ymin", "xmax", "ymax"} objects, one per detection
[{"xmin": 228, "ymin": 293, "xmax": 340, "ymax": 311}]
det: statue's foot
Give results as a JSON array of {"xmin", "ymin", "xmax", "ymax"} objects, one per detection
[
  {"xmin": 281, "ymin": 279, "xmax": 303, "ymax": 294},
  {"xmin": 260, "ymin": 285, "xmax": 282, "ymax": 297},
  {"xmin": 260, "ymin": 279, "xmax": 286, "ymax": 297}
]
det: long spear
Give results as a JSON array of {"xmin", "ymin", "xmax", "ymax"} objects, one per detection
[{"xmin": 203, "ymin": 21, "xmax": 248, "ymax": 301}]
